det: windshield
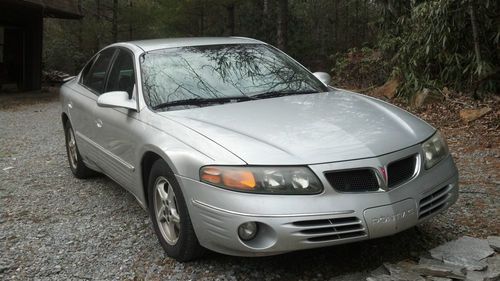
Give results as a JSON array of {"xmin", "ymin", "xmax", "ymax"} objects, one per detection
[{"xmin": 140, "ymin": 44, "xmax": 328, "ymax": 109}]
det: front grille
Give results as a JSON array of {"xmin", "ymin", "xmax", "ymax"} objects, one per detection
[
  {"xmin": 325, "ymin": 169, "xmax": 380, "ymax": 192},
  {"xmin": 418, "ymin": 185, "xmax": 453, "ymax": 219},
  {"xmin": 387, "ymin": 155, "xmax": 417, "ymax": 188},
  {"xmin": 291, "ymin": 217, "xmax": 367, "ymax": 242}
]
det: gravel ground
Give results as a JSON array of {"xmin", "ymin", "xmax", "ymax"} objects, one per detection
[{"xmin": 1, "ymin": 93, "xmax": 498, "ymax": 280}]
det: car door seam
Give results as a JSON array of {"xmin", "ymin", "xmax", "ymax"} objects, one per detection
[{"xmin": 75, "ymin": 131, "xmax": 135, "ymax": 172}]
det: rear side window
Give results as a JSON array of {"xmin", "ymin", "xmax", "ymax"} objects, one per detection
[
  {"xmin": 81, "ymin": 48, "xmax": 116, "ymax": 94},
  {"xmin": 105, "ymin": 49, "xmax": 135, "ymax": 98}
]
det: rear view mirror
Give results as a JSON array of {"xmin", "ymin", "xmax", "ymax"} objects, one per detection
[
  {"xmin": 97, "ymin": 91, "xmax": 137, "ymax": 111},
  {"xmin": 313, "ymin": 72, "xmax": 332, "ymax": 86}
]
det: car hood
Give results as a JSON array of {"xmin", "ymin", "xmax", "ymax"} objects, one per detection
[{"xmin": 160, "ymin": 90, "xmax": 435, "ymax": 165}]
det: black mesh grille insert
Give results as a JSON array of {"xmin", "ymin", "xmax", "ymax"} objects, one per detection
[
  {"xmin": 324, "ymin": 169, "xmax": 380, "ymax": 192},
  {"xmin": 387, "ymin": 155, "xmax": 417, "ymax": 188}
]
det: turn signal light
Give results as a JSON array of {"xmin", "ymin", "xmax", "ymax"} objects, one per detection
[
  {"xmin": 200, "ymin": 167, "xmax": 256, "ymax": 190},
  {"xmin": 222, "ymin": 170, "xmax": 256, "ymax": 189}
]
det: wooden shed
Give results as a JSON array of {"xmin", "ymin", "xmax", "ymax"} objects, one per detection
[{"xmin": 0, "ymin": 0, "xmax": 82, "ymax": 92}]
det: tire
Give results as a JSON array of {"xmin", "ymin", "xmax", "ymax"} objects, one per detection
[
  {"xmin": 64, "ymin": 122, "xmax": 96, "ymax": 179},
  {"xmin": 147, "ymin": 159, "xmax": 204, "ymax": 261}
]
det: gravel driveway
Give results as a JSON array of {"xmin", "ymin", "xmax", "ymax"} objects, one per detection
[{"xmin": 1, "ymin": 93, "xmax": 498, "ymax": 280}]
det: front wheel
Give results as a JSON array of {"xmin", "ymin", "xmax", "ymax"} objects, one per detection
[{"xmin": 147, "ymin": 159, "xmax": 204, "ymax": 261}]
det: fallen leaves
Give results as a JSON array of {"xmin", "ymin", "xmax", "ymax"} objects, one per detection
[
  {"xmin": 371, "ymin": 77, "xmax": 400, "ymax": 99},
  {"xmin": 459, "ymin": 107, "xmax": 492, "ymax": 122}
]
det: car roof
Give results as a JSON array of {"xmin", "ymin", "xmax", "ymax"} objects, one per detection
[{"xmin": 121, "ymin": 37, "xmax": 265, "ymax": 52}]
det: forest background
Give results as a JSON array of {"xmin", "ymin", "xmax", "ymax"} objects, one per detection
[{"xmin": 44, "ymin": 0, "xmax": 499, "ymax": 100}]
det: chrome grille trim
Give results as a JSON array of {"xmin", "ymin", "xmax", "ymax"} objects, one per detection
[
  {"xmin": 286, "ymin": 217, "xmax": 367, "ymax": 242},
  {"xmin": 292, "ymin": 217, "xmax": 360, "ymax": 227},
  {"xmin": 308, "ymin": 231, "xmax": 367, "ymax": 242},
  {"xmin": 322, "ymin": 154, "xmax": 421, "ymax": 193},
  {"xmin": 418, "ymin": 184, "xmax": 454, "ymax": 219}
]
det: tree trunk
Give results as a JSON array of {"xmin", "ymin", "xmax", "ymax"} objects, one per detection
[
  {"xmin": 334, "ymin": 0, "xmax": 339, "ymax": 49},
  {"xmin": 276, "ymin": 0, "xmax": 288, "ymax": 50},
  {"xmin": 199, "ymin": 0, "xmax": 205, "ymax": 36},
  {"xmin": 77, "ymin": 0, "xmax": 83, "ymax": 50},
  {"xmin": 261, "ymin": 0, "xmax": 270, "ymax": 41},
  {"xmin": 345, "ymin": 1, "xmax": 349, "ymax": 48},
  {"xmin": 316, "ymin": 2, "xmax": 326, "ymax": 58},
  {"xmin": 95, "ymin": 0, "xmax": 101, "ymax": 50},
  {"xmin": 362, "ymin": 0, "xmax": 367, "ymax": 42},
  {"xmin": 226, "ymin": 3, "xmax": 235, "ymax": 36},
  {"xmin": 353, "ymin": 0, "xmax": 359, "ymax": 46},
  {"xmin": 128, "ymin": 0, "xmax": 133, "ymax": 40},
  {"xmin": 469, "ymin": 3, "xmax": 481, "ymax": 64},
  {"xmin": 95, "ymin": 0, "xmax": 100, "ymax": 18},
  {"xmin": 112, "ymin": 0, "xmax": 118, "ymax": 42}
]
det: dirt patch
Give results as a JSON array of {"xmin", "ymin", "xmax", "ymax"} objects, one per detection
[{"xmin": 0, "ymin": 87, "xmax": 60, "ymax": 111}]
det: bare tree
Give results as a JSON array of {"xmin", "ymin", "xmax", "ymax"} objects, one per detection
[
  {"xmin": 469, "ymin": 3, "xmax": 481, "ymax": 64},
  {"xmin": 226, "ymin": 3, "xmax": 235, "ymax": 36},
  {"xmin": 277, "ymin": 0, "xmax": 288, "ymax": 50},
  {"xmin": 95, "ymin": 0, "xmax": 102, "ymax": 50},
  {"xmin": 199, "ymin": 0, "xmax": 205, "ymax": 36},
  {"xmin": 77, "ymin": 0, "xmax": 83, "ymax": 49},
  {"xmin": 128, "ymin": 0, "xmax": 133, "ymax": 40},
  {"xmin": 112, "ymin": 0, "xmax": 118, "ymax": 42}
]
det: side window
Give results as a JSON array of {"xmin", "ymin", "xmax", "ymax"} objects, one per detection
[
  {"xmin": 105, "ymin": 49, "xmax": 135, "ymax": 98},
  {"xmin": 81, "ymin": 48, "xmax": 116, "ymax": 94},
  {"xmin": 80, "ymin": 56, "xmax": 96, "ymax": 83}
]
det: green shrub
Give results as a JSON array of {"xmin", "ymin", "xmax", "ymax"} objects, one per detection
[{"xmin": 379, "ymin": 0, "xmax": 499, "ymax": 98}]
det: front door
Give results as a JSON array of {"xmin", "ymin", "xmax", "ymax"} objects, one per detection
[{"xmin": 93, "ymin": 49, "xmax": 139, "ymax": 191}]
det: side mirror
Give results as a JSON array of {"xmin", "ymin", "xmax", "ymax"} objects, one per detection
[
  {"xmin": 97, "ymin": 91, "xmax": 137, "ymax": 111},
  {"xmin": 313, "ymin": 72, "xmax": 332, "ymax": 86}
]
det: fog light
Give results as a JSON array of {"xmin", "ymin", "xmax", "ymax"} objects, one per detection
[{"xmin": 238, "ymin": 222, "xmax": 258, "ymax": 241}]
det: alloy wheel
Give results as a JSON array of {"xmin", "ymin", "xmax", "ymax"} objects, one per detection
[
  {"xmin": 153, "ymin": 176, "xmax": 181, "ymax": 245},
  {"xmin": 67, "ymin": 128, "xmax": 78, "ymax": 169}
]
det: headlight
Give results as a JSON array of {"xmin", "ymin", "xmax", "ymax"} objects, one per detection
[
  {"xmin": 200, "ymin": 166, "xmax": 323, "ymax": 194},
  {"xmin": 422, "ymin": 131, "xmax": 449, "ymax": 169}
]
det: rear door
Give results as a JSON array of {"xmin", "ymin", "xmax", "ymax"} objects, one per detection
[{"xmin": 70, "ymin": 47, "xmax": 117, "ymax": 165}]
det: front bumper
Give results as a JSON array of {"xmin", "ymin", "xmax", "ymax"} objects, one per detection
[{"xmin": 178, "ymin": 146, "xmax": 459, "ymax": 257}]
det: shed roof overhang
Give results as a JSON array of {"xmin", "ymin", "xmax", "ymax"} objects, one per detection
[{"xmin": 3, "ymin": 0, "xmax": 82, "ymax": 19}]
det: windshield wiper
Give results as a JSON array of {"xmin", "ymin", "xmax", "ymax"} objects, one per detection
[
  {"xmin": 251, "ymin": 90, "xmax": 319, "ymax": 100},
  {"xmin": 153, "ymin": 96, "xmax": 252, "ymax": 110}
]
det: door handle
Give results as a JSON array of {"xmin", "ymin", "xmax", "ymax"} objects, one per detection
[
  {"xmin": 68, "ymin": 102, "xmax": 73, "ymax": 109},
  {"xmin": 96, "ymin": 119, "xmax": 103, "ymax": 128}
]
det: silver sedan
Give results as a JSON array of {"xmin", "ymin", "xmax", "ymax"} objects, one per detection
[{"xmin": 60, "ymin": 37, "xmax": 459, "ymax": 261}]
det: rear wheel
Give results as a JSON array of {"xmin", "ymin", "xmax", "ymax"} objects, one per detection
[
  {"xmin": 148, "ymin": 159, "xmax": 204, "ymax": 261},
  {"xmin": 64, "ymin": 122, "xmax": 96, "ymax": 178}
]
